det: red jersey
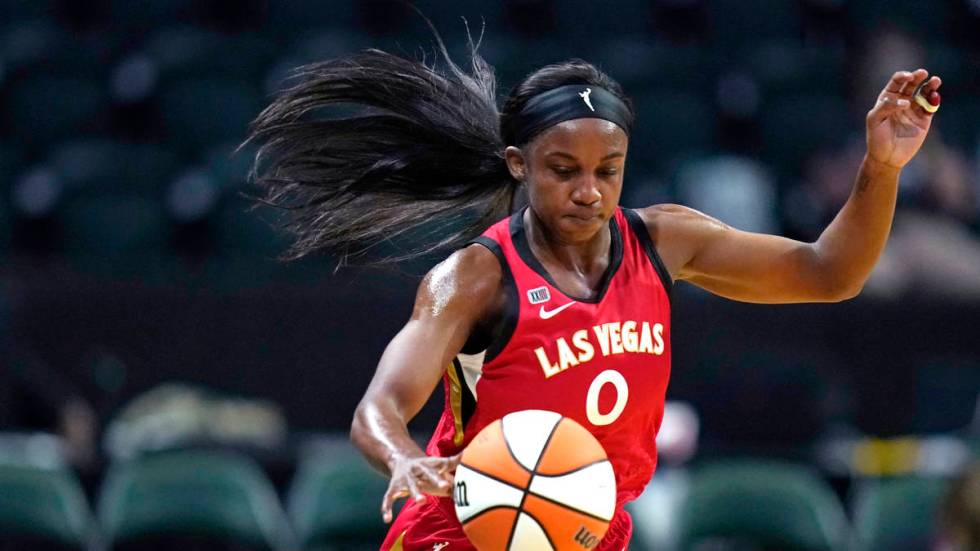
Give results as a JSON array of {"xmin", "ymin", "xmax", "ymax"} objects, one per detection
[{"xmin": 426, "ymin": 206, "xmax": 673, "ymax": 518}]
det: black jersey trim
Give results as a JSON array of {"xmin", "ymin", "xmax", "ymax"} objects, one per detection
[
  {"xmin": 509, "ymin": 207, "xmax": 624, "ymax": 304},
  {"xmin": 451, "ymin": 357, "xmax": 477, "ymax": 434},
  {"xmin": 465, "ymin": 236, "xmax": 518, "ymax": 364},
  {"xmin": 623, "ymin": 208, "xmax": 673, "ymax": 299}
]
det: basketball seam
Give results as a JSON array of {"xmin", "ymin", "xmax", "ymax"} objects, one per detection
[
  {"xmin": 457, "ymin": 462, "xmax": 528, "ymax": 492},
  {"xmin": 500, "ymin": 417, "xmax": 529, "ymax": 472},
  {"xmin": 525, "ymin": 488, "xmax": 614, "ymax": 523},
  {"xmin": 514, "ymin": 508, "xmax": 558, "ymax": 551},
  {"xmin": 505, "ymin": 417, "xmax": 561, "ymax": 551},
  {"xmin": 534, "ymin": 458, "xmax": 611, "ymax": 479},
  {"xmin": 457, "ymin": 504, "xmax": 520, "ymax": 527}
]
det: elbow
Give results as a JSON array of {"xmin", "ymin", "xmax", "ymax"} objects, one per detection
[
  {"xmin": 821, "ymin": 277, "xmax": 864, "ymax": 302},
  {"xmin": 349, "ymin": 401, "xmax": 369, "ymax": 451}
]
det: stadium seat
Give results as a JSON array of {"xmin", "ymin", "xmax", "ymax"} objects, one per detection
[
  {"xmin": 159, "ymin": 78, "xmax": 263, "ymax": 154},
  {"xmin": 631, "ymin": 92, "xmax": 716, "ymax": 173},
  {"xmin": 4, "ymin": 75, "xmax": 108, "ymax": 148},
  {"xmin": 0, "ymin": 143, "xmax": 25, "ymax": 190},
  {"xmin": 0, "ymin": 463, "xmax": 97, "ymax": 548},
  {"xmin": 707, "ymin": 0, "xmax": 799, "ymax": 49},
  {"xmin": 845, "ymin": 0, "xmax": 951, "ymax": 40},
  {"xmin": 742, "ymin": 41, "xmax": 846, "ymax": 100},
  {"xmin": 553, "ymin": 0, "xmax": 653, "ymax": 39},
  {"xmin": 214, "ymin": 200, "xmax": 287, "ymax": 259},
  {"xmin": 677, "ymin": 459, "xmax": 851, "ymax": 551},
  {"xmin": 851, "ymin": 476, "xmax": 950, "ymax": 551},
  {"xmin": 48, "ymin": 139, "xmax": 179, "ymax": 197},
  {"xmin": 288, "ymin": 438, "xmax": 390, "ymax": 550},
  {"xmin": 914, "ymin": 358, "xmax": 980, "ymax": 433},
  {"xmin": 759, "ymin": 93, "xmax": 850, "ymax": 178},
  {"xmin": 60, "ymin": 195, "xmax": 169, "ymax": 255},
  {"xmin": 142, "ymin": 26, "xmax": 277, "ymax": 82},
  {"xmin": 106, "ymin": 0, "xmax": 197, "ymax": 32},
  {"xmin": 97, "ymin": 450, "xmax": 293, "ymax": 550},
  {"xmin": 266, "ymin": 0, "xmax": 357, "ymax": 33}
]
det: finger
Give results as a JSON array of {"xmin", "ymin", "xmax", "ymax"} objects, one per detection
[
  {"xmin": 885, "ymin": 70, "xmax": 915, "ymax": 94},
  {"xmin": 876, "ymin": 93, "xmax": 911, "ymax": 109},
  {"xmin": 381, "ymin": 486, "xmax": 405, "ymax": 523},
  {"xmin": 418, "ymin": 464, "xmax": 452, "ymax": 492},
  {"xmin": 405, "ymin": 475, "xmax": 425, "ymax": 502},
  {"xmin": 868, "ymin": 95, "xmax": 912, "ymax": 126}
]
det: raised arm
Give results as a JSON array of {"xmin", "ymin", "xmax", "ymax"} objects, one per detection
[
  {"xmin": 350, "ymin": 244, "xmax": 502, "ymax": 522},
  {"xmin": 643, "ymin": 69, "xmax": 942, "ymax": 304}
]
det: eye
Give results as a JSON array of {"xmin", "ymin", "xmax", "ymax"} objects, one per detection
[
  {"xmin": 551, "ymin": 165, "xmax": 576, "ymax": 175},
  {"xmin": 599, "ymin": 167, "xmax": 619, "ymax": 176}
]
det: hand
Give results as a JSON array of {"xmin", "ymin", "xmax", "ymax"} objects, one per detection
[
  {"xmin": 866, "ymin": 68, "xmax": 942, "ymax": 169},
  {"xmin": 381, "ymin": 453, "xmax": 461, "ymax": 523}
]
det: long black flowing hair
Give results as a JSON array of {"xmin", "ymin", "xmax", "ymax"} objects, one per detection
[{"xmin": 246, "ymin": 28, "xmax": 634, "ymax": 265}]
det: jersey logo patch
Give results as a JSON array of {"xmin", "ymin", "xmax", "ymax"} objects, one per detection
[
  {"xmin": 527, "ymin": 286, "xmax": 551, "ymax": 304},
  {"xmin": 539, "ymin": 302, "xmax": 575, "ymax": 320}
]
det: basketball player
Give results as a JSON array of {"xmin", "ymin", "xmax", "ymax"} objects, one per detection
[{"xmin": 248, "ymin": 41, "xmax": 941, "ymax": 550}]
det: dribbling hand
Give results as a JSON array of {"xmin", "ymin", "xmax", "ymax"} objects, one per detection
[
  {"xmin": 866, "ymin": 68, "xmax": 942, "ymax": 169},
  {"xmin": 381, "ymin": 453, "xmax": 461, "ymax": 523}
]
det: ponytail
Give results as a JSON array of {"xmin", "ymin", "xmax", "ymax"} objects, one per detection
[{"xmin": 246, "ymin": 35, "xmax": 516, "ymax": 264}]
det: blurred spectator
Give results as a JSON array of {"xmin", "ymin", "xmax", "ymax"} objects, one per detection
[
  {"xmin": 936, "ymin": 462, "xmax": 980, "ymax": 551},
  {"xmin": 104, "ymin": 382, "xmax": 288, "ymax": 461},
  {"xmin": 793, "ymin": 28, "xmax": 980, "ymax": 299},
  {"xmin": 0, "ymin": 343, "xmax": 98, "ymax": 469}
]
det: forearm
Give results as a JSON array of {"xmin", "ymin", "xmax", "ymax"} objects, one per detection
[
  {"xmin": 351, "ymin": 395, "xmax": 427, "ymax": 476},
  {"xmin": 812, "ymin": 154, "xmax": 901, "ymax": 297}
]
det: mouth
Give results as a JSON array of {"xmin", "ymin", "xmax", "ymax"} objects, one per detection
[{"xmin": 565, "ymin": 210, "xmax": 602, "ymax": 222}]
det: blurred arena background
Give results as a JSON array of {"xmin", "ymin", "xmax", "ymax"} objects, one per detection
[{"xmin": 1, "ymin": 0, "xmax": 979, "ymax": 549}]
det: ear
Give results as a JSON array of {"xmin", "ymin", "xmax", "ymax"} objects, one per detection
[{"xmin": 504, "ymin": 146, "xmax": 526, "ymax": 182}]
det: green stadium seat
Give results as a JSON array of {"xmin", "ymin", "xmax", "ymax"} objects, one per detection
[
  {"xmin": 632, "ymin": 92, "xmax": 716, "ymax": 173},
  {"xmin": 554, "ymin": 0, "xmax": 653, "ymax": 39},
  {"xmin": 143, "ymin": 26, "xmax": 277, "ymax": 81},
  {"xmin": 288, "ymin": 438, "xmax": 391, "ymax": 550},
  {"xmin": 742, "ymin": 41, "xmax": 846, "ymax": 100},
  {"xmin": 0, "ymin": 463, "xmax": 97, "ymax": 548},
  {"xmin": 0, "ymin": 143, "xmax": 25, "ymax": 190},
  {"xmin": 60, "ymin": 195, "xmax": 169, "ymax": 255},
  {"xmin": 97, "ymin": 450, "xmax": 293, "ymax": 550},
  {"xmin": 845, "ymin": 0, "xmax": 951, "ymax": 40},
  {"xmin": 106, "ymin": 0, "xmax": 196, "ymax": 32},
  {"xmin": 707, "ymin": 0, "xmax": 799, "ymax": 49},
  {"xmin": 214, "ymin": 200, "xmax": 288, "ymax": 259},
  {"xmin": 159, "ymin": 78, "xmax": 263, "ymax": 154},
  {"xmin": 851, "ymin": 476, "xmax": 950, "ymax": 551},
  {"xmin": 4, "ymin": 75, "xmax": 107, "ymax": 148},
  {"xmin": 677, "ymin": 460, "xmax": 851, "ymax": 551},
  {"xmin": 49, "ymin": 139, "xmax": 179, "ymax": 197},
  {"xmin": 266, "ymin": 0, "xmax": 357, "ymax": 33},
  {"xmin": 759, "ymin": 94, "xmax": 850, "ymax": 178}
]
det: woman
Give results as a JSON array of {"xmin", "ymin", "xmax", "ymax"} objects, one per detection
[{"xmin": 248, "ymin": 39, "xmax": 941, "ymax": 550}]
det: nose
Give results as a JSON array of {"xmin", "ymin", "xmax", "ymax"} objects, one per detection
[{"xmin": 571, "ymin": 177, "xmax": 601, "ymax": 207}]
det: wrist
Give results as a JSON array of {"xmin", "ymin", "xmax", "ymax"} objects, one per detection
[
  {"xmin": 386, "ymin": 445, "xmax": 425, "ymax": 471},
  {"xmin": 863, "ymin": 153, "xmax": 904, "ymax": 175}
]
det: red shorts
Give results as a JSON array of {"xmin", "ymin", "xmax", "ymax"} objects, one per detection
[{"xmin": 380, "ymin": 495, "xmax": 633, "ymax": 551}]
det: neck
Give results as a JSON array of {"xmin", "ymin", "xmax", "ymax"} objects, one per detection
[{"xmin": 524, "ymin": 208, "xmax": 611, "ymax": 275}]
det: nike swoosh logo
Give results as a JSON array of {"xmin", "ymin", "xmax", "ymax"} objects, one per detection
[{"xmin": 539, "ymin": 302, "xmax": 575, "ymax": 319}]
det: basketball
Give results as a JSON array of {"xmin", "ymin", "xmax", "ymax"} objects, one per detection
[{"xmin": 453, "ymin": 410, "xmax": 616, "ymax": 551}]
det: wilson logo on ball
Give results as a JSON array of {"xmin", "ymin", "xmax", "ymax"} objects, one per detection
[{"xmin": 454, "ymin": 409, "xmax": 616, "ymax": 551}]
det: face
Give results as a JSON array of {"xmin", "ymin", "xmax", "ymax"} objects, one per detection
[{"xmin": 505, "ymin": 118, "xmax": 628, "ymax": 243}]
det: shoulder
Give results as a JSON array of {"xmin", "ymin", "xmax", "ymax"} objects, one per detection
[
  {"xmin": 633, "ymin": 203, "xmax": 730, "ymax": 240},
  {"xmin": 629, "ymin": 204, "xmax": 730, "ymax": 279},
  {"xmin": 413, "ymin": 242, "xmax": 504, "ymax": 320}
]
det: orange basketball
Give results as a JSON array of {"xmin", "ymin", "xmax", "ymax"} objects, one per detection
[{"xmin": 453, "ymin": 410, "xmax": 616, "ymax": 551}]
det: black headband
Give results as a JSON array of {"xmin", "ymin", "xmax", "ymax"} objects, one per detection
[{"xmin": 509, "ymin": 84, "xmax": 632, "ymax": 145}]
